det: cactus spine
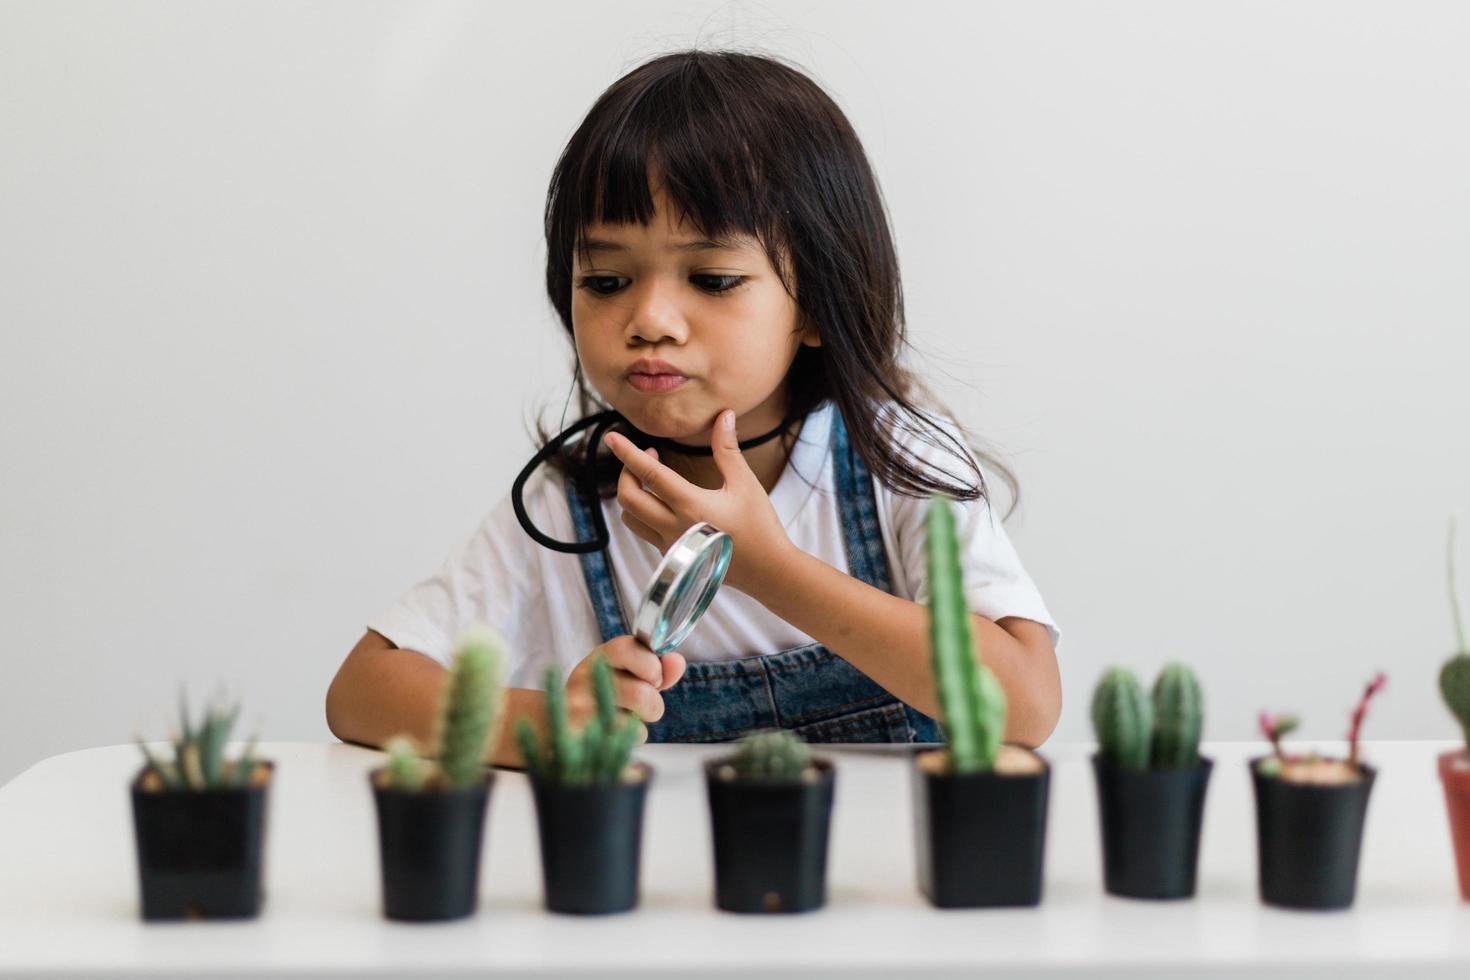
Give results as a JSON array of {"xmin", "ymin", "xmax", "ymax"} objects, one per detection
[
  {"xmin": 1444, "ymin": 515, "xmax": 1470, "ymax": 749},
  {"xmin": 434, "ymin": 625, "xmax": 505, "ymax": 788},
  {"xmin": 1092, "ymin": 668, "xmax": 1152, "ymax": 769},
  {"xmin": 926, "ymin": 496, "xmax": 1006, "ymax": 772},
  {"xmin": 518, "ymin": 654, "xmax": 641, "ymax": 785},
  {"xmin": 731, "ymin": 730, "xmax": 812, "ymax": 780},
  {"xmin": 1151, "ymin": 662, "xmax": 1203, "ymax": 768}
]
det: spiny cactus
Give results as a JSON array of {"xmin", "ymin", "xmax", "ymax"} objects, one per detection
[
  {"xmin": 1091, "ymin": 668, "xmax": 1152, "ymax": 769},
  {"xmin": 433, "ymin": 625, "xmax": 505, "ymax": 788},
  {"xmin": 1443, "ymin": 515, "xmax": 1470, "ymax": 749},
  {"xmin": 926, "ymin": 496, "xmax": 1006, "ymax": 772},
  {"xmin": 384, "ymin": 736, "xmax": 428, "ymax": 792},
  {"xmin": 135, "ymin": 690, "xmax": 260, "ymax": 790},
  {"xmin": 730, "ymin": 730, "xmax": 812, "ymax": 780},
  {"xmin": 1151, "ymin": 662, "xmax": 1203, "ymax": 768},
  {"xmin": 517, "ymin": 654, "xmax": 641, "ymax": 785}
]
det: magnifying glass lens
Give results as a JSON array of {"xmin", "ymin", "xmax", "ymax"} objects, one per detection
[{"xmin": 633, "ymin": 523, "xmax": 732, "ymax": 655}]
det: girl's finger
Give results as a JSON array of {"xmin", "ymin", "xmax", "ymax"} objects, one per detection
[
  {"xmin": 601, "ymin": 636, "xmax": 663, "ymax": 687},
  {"xmin": 604, "ymin": 432, "xmax": 694, "ymax": 509},
  {"xmin": 710, "ymin": 409, "xmax": 758, "ymax": 489},
  {"xmin": 618, "ymin": 463, "xmax": 679, "ymax": 530},
  {"xmin": 615, "ymin": 674, "xmax": 665, "ymax": 723},
  {"xmin": 620, "ymin": 509, "xmax": 663, "ymax": 548}
]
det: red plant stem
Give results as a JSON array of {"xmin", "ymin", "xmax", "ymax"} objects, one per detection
[{"xmin": 1347, "ymin": 673, "xmax": 1387, "ymax": 769}]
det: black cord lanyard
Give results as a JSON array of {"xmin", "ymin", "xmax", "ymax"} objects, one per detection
[{"xmin": 511, "ymin": 409, "xmax": 797, "ymax": 554}]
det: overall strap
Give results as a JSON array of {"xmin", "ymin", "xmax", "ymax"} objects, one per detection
[
  {"xmin": 564, "ymin": 479, "xmax": 630, "ymax": 644},
  {"xmin": 830, "ymin": 409, "xmax": 894, "ymax": 593}
]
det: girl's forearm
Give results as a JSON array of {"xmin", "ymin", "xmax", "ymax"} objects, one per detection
[
  {"xmin": 325, "ymin": 632, "xmax": 542, "ymax": 768},
  {"xmin": 749, "ymin": 548, "xmax": 1062, "ymax": 747}
]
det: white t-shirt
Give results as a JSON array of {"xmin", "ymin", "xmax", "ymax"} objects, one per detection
[{"xmin": 367, "ymin": 401, "xmax": 1059, "ymax": 689}]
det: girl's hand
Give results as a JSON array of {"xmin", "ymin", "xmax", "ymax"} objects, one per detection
[
  {"xmin": 566, "ymin": 636, "xmax": 687, "ymax": 743},
  {"xmin": 603, "ymin": 409, "xmax": 796, "ymax": 599}
]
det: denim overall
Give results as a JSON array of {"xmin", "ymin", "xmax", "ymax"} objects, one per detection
[{"xmin": 564, "ymin": 410, "xmax": 943, "ymax": 743}]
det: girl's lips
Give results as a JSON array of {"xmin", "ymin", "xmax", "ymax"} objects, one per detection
[{"xmin": 628, "ymin": 372, "xmax": 689, "ymax": 394}]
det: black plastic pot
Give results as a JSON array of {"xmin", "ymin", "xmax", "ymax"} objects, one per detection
[
  {"xmin": 530, "ymin": 762, "xmax": 651, "ymax": 915},
  {"xmin": 1250, "ymin": 758, "xmax": 1375, "ymax": 910},
  {"xmin": 704, "ymin": 756, "xmax": 834, "ymax": 914},
  {"xmin": 1092, "ymin": 756, "xmax": 1212, "ymax": 899},
  {"xmin": 912, "ymin": 749, "xmax": 1050, "ymax": 908},
  {"xmin": 371, "ymin": 771, "xmax": 493, "ymax": 922},
  {"xmin": 130, "ymin": 762, "xmax": 273, "ymax": 921}
]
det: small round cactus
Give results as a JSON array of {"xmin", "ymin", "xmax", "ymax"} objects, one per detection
[
  {"xmin": 1092, "ymin": 667, "xmax": 1152, "ymax": 770},
  {"xmin": 384, "ymin": 736, "xmax": 428, "ymax": 791},
  {"xmin": 731, "ymin": 730, "xmax": 812, "ymax": 780},
  {"xmin": 1151, "ymin": 662, "xmax": 1203, "ymax": 768}
]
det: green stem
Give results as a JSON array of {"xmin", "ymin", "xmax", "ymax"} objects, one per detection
[{"xmin": 1452, "ymin": 515, "xmax": 1468, "ymax": 656}]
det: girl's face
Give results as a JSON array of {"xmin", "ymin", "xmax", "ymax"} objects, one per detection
[{"xmin": 571, "ymin": 185, "xmax": 819, "ymax": 443}]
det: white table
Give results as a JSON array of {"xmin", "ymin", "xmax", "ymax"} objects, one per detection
[{"xmin": 1, "ymin": 739, "xmax": 1467, "ymax": 978}]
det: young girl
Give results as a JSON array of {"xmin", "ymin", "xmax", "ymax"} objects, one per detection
[{"xmin": 326, "ymin": 50, "xmax": 1061, "ymax": 766}]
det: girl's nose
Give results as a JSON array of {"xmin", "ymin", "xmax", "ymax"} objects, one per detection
[{"xmin": 623, "ymin": 278, "xmax": 689, "ymax": 347}]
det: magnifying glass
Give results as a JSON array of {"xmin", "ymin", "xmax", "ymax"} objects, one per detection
[{"xmin": 632, "ymin": 522, "xmax": 733, "ymax": 656}]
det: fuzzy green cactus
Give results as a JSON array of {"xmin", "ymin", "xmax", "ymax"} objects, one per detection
[
  {"xmin": 384, "ymin": 736, "xmax": 428, "ymax": 792},
  {"xmin": 1151, "ymin": 662, "xmax": 1203, "ymax": 768},
  {"xmin": 1444, "ymin": 515, "xmax": 1470, "ymax": 749},
  {"xmin": 926, "ymin": 496, "xmax": 1006, "ymax": 773},
  {"xmin": 731, "ymin": 730, "xmax": 812, "ymax": 780},
  {"xmin": 135, "ymin": 690, "xmax": 260, "ymax": 790},
  {"xmin": 517, "ymin": 654, "xmax": 641, "ymax": 785},
  {"xmin": 433, "ymin": 625, "xmax": 505, "ymax": 788},
  {"xmin": 1092, "ymin": 668, "xmax": 1152, "ymax": 769}
]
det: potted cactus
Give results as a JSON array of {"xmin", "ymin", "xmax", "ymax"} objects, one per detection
[
  {"xmin": 370, "ymin": 625, "xmax": 504, "ymax": 921},
  {"xmin": 1090, "ymin": 664, "xmax": 1211, "ymax": 899},
  {"xmin": 911, "ymin": 495, "xmax": 1049, "ymax": 908},
  {"xmin": 705, "ymin": 730, "xmax": 834, "ymax": 914},
  {"xmin": 515, "ymin": 654, "xmax": 650, "ymax": 915},
  {"xmin": 1441, "ymin": 516, "xmax": 1470, "ymax": 900},
  {"xmin": 1251, "ymin": 672, "xmax": 1386, "ymax": 909},
  {"xmin": 132, "ymin": 694, "xmax": 271, "ymax": 920}
]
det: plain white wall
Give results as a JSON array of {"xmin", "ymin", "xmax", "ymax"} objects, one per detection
[{"xmin": 4, "ymin": 0, "xmax": 1469, "ymax": 785}]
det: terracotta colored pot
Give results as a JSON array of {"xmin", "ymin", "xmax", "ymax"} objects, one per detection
[{"xmin": 1440, "ymin": 750, "xmax": 1470, "ymax": 901}]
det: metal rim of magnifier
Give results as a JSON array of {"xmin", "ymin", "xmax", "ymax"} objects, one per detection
[{"xmin": 632, "ymin": 522, "xmax": 732, "ymax": 655}]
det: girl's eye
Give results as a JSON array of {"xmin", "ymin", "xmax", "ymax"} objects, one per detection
[
  {"xmin": 576, "ymin": 276, "xmax": 628, "ymax": 296},
  {"xmin": 691, "ymin": 274, "xmax": 746, "ymax": 294},
  {"xmin": 575, "ymin": 274, "xmax": 746, "ymax": 297}
]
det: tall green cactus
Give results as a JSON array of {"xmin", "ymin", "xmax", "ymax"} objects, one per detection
[
  {"xmin": 1151, "ymin": 662, "xmax": 1203, "ymax": 768},
  {"xmin": 1092, "ymin": 668, "xmax": 1152, "ymax": 769},
  {"xmin": 518, "ymin": 654, "xmax": 641, "ymax": 785},
  {"xmin": 434, "ymin": 625, "xmax": 505, "ymax": 788},
  {"xmin": 731, "ymin": 730, "xmax": 812, "ymax": 780},
  {"xmin": 1443, "ymin": 516, "xmax": 1470, "ymax": 749},
  {"xmin": 926, "ymin": 496, "xmax": 1006, "ymax": 773}
]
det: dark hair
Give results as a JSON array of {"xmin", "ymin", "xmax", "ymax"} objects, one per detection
[{"xmin": 541, "ymin": 49, "xmax": 1016, "ymax": 509}]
